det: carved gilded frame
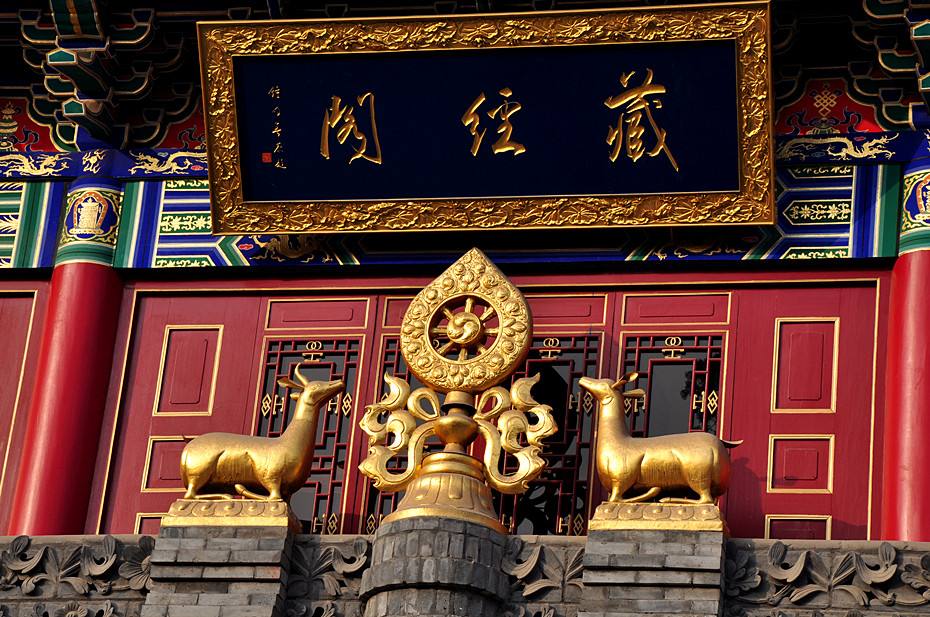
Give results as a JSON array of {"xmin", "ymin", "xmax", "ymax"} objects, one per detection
[{"xmin": 198, "ymin": 2, "xmax": 773, "ymax": 234}]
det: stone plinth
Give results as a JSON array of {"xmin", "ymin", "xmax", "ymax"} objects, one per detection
[
  {"xmin": 141, "ymin": 523, "xmax": 293, "ymax": 617},
  {"xmin": 359, "ymin": 517, "xmax": 509, "ymax": 617},
  {"xmin": 580, "ymin": 527, "xmax": 725, "ymax": 617}
]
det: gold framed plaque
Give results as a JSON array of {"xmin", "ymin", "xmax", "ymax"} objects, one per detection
[{"xmin": 198, "ymin": 2, "xmax": 773, "ymax": 234}]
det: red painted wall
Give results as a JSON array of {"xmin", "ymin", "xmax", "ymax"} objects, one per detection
[{"xmin": 82, "ymin": 269, "xmax": 888, "ymax": 540}]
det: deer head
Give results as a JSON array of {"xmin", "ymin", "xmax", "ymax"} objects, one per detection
[
  {"xmin": 277, "ymin": 366, "xmax": 345, "ymax": 419},
  {"xmin": 578, "ymin": 372, "xmax": 645, "ymax": 407}
]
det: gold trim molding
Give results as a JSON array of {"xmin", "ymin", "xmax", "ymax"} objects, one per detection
[
  {"xmin": 198, "ymin": 2, "xmax": 773, "ymax": 234},
  {"xmin": 589, "ymin": 502, "xmax": 725, "ymax": 532},
  {"xmin": 162, "ymin": 498, "xmax": 301, "ymax": 531}
]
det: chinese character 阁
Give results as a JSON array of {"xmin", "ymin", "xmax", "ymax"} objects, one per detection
[
  {"xmin": 461, "ymin": 87, "xmax": 526, "ymax": 156},
  {"xmin": 321, "ymin": 92, "xmax": 383, "ymax": 165},
  {"xmin": 605, "ymin": 69, "xmax": 679, "ymax": 171}
]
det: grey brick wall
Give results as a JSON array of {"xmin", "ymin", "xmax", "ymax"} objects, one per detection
[
  {"xmin": 142, "ymin": 525, "xmax": 292, "ymax": 617},
  {"xmin": 359, "ymin": 518, "xmax": 509, "ymax": 617},
  {"xmin": 580, "ymin": 529, "xmax": 724, "ymax": 617}
]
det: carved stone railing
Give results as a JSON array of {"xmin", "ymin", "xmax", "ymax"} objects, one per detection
[
  {"xmin": 4, "ymin": 532, "xmax": 930, "ymax": 617},
  {"xmin": 0, "ymin": 534, "xmax": 153, "ymax": 617},
  {"xmin": 724, "ymin": 539, "xmax": 930, "ymax": 617}
]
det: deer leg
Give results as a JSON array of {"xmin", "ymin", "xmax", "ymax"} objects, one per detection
[
  {"xmin": 661, "ymin": 471, "xmax": 714, "ymax": 504},
  {"xmin": 660, "ymin": 494, "xmax": 714, "ymax": 504},
  {"xmin": 609, "ymin": 483, "xmax": 624, "ymax": 502},
  {"xmin": 183, "ymin": 479, "xmax": 201, "ymax": 500},
  {"xmin": 621, "ymin": 486, "xmax": 662, "ymax": 503}
]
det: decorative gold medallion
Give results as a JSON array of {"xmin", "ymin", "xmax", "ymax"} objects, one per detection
[
  {"xmin": 359, "ymin": 249, "xmax": 556, "ymax": 531},
  {"xmin": 400, "ymin": 248, "xmax": 531, "ymax": 393}
]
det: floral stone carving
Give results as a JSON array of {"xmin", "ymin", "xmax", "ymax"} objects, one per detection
[{"xmin": 725, "ymin": 539, "xmax": 930, "ymax": 611}]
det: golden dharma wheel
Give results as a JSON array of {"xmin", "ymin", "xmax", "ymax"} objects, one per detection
[{"xmin": 399, "ymin": 248, "xmax": 532, "ymax": 393}]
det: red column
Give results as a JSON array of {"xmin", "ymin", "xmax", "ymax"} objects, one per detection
[
  {"xmin": 7, "ymin": 262, "xmax": 121, "ymax": 535},
  {"xmin": 881, "ymin": 250, "xmax": 930, "ymax": 541}
]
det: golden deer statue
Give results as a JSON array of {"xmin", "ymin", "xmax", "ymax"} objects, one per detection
[
  {"xmin": 180, "ymin": 367, "xmax": 344, "ymax": 501},
  {"xmin": 579, "ymin": 372, "xmax": 740, "ymax": 504}
]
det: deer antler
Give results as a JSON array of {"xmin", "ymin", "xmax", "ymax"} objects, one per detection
[
  {"xmin": 293, "ymin": 365, "xmax": 310, "ymax": 386},
  {"xmin": 277, "ymin": 377, "xmax": 303, "ymax": 391},
  {"xmin": 612, "ymin": 371, "xmax": 639, "ymax": 390}
]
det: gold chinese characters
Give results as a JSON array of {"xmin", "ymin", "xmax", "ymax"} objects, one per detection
[
  {"xmin": 605, "ymin": 69, "xmax": 679, "ymax": 171},
  {"xmin": 312, "ymin": 70, "xmax": 679, "ymax": 167},
  {"xmin": 321, "ymin": 92, "xmax": 383, "ymax": 165},
  {"xmin": 461, "ymin": 87, "xmax": 527, "ymax": 156}
]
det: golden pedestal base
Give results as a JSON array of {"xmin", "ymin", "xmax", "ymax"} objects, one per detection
[
  {"xmin": 588, "ymin": 501, "xmax": 727, "ymax": 532},
  {"xmin": 162, "ymin": 499, "xmax": 301, "ymax": 532},
  {"xmin": 382, "ymin": 452, "xmax": 505, "ymax": 533}
]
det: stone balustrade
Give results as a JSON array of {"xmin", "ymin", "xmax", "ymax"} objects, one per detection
[{"xmin": 1, "ymin": 532, "xmax": 928, "ymax": 617}]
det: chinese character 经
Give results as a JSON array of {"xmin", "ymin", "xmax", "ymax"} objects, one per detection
[
  {"xmin": 320, "ymin": 92, "xmax": 383, "ymax": 165},
  {"xmin": 604, "ymin": 69, "xmax": 678, "ymax": 171},
  {"xmin": 461, "ymin": 87, "xmax": 526, "ymax": 156}
]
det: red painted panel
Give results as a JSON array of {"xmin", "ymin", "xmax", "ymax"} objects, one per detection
[
  {"xmin": 143, "ymin": 439, "xmax": 186, "ymax": 490},
  {"xmin": 623, "ymin": 293, "xmax": 729, "ymax": 325},
  {"xmin": 99, "ymin": 295, "xmax": 264, "ymax": 533},
  {"xmin": 771, "ymin": 437, "xmax": 831, "ymax": 491},
  {"xmin": 527, "ymin": 295, "xmax": 607, "ymax": 326},
  {"xmin": 266, "ymin": 298, "xmax": 369, "ymax": 329},
  {"xmin": 156, "ymin": 328, "xmax": 219, "ymax": 413},
  {"xmin": 0, "ymin": 289, "xmax": 43, "ymax": 532},
  {"xmin": 381, "ymin": 297, "xmax": 412, "ymax": 328},
  {"xmin": 775, "ymin": 321, "xmax": 835, "ymax": 410},
  {"xmin": 769, "ymin": 517, "xmax": 829, "ymax": 540},
  {"xmin": 381, "ymin": 294, "xmax": 607, "ymax": 329},
  {"xmin": 725, "ymin": 285, "xmax": 876, "ymax": 540}
]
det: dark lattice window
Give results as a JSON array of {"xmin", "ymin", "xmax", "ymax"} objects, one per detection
[
  {"xmin": 255, "ymin": 338, "xmax": 361, "ymax": 534},
  {"xmin": 360, "ymin": 336, "xmax": 427, "ymax": 534},
  {"xmin": 620, "ymin": 334, "xmax": 723, "ymax": 437},
  {"xmin": 495, "ymin": 335, "xmax": 601, "ymax": 536}
]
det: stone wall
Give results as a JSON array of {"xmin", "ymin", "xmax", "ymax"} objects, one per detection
[
  {"xmin": 723, "ymin": 539, "xmax": 930, "ymax": 617},
  {"xmin": 2, "ymin": 533, "xmax": 929, "ymax": 617},
  {"xmin": 0, "ymin": 534, "xmax": 152, "ymax": 617}
]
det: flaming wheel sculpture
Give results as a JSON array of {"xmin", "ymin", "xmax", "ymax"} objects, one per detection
[
  {"xmin": 430, "ymin": 295, "xmax": 497, "ymax": 361},
  {"xmin": 359, "ymin": 248, "xmax": 557, "ymax": 531}
]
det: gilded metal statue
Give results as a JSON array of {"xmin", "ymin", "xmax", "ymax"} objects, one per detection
[
  {"xmin": 579, "ymin": 372, "xmax": 741, "ymax": 504},
  {"xmin": 358, "ymin": 248, "xmax": 556, "ymax": 531},
  {"xmin": 179, "ymin": 367, "xmax": 344, "ymax": 501}
]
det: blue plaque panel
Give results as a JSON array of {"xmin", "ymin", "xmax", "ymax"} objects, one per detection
[{"xmin": 234, "ymin": 41, "xmax": 739, "ymax": 202}]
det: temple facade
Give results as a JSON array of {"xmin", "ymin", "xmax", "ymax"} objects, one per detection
[{"xmin": 1, "ymin": 1, "xmax": 930, "ymax": 617}]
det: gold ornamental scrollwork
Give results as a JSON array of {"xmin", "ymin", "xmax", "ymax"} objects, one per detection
[
  {"xmin": 358, "ymin": 249, "xmax": 557, "ymax": 531},
  {"xmin": 198, "ymin": 3, "xmax": 773, "ymax": 234}
]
